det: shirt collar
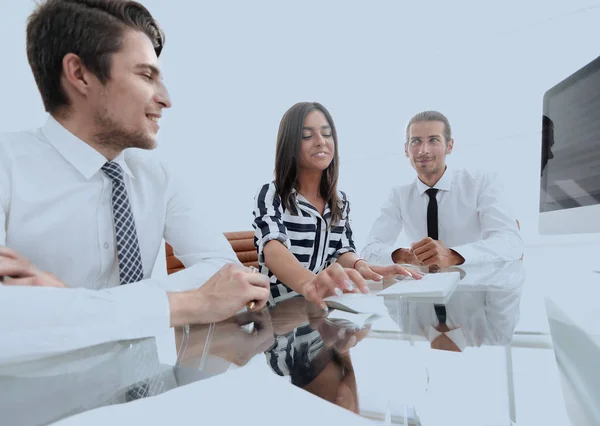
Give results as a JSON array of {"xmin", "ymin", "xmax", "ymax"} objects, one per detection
[
  {"xmin": 428, "ymin": 325, "xmax": 467, "ymax": 351},
  {"xmin": 290, "ymin": 187, "xmax": 332, "ymax": 220},
  {"xmin": 415, "ymin": 166, "xmax": 453, "ymax": 195},
  {"xmin": 41, "ymin": 115, "xmax": 134, "ymax": 180}
]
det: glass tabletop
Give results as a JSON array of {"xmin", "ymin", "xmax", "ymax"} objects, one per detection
[{"xmin": 1, "ymin": 259, "xmax": 572, "ymax": 426}]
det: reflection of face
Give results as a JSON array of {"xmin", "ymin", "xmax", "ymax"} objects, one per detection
[
  {"xmin": 297, "ymin": 110, "xmax": 335, "ymax": 172},
  {"xmin": 405, "ymin": 121, "xmax": 453, "ymax": 178},
  {"xmin": 89, "ymin": 30, "xmax": 172, "ymax": 152}
]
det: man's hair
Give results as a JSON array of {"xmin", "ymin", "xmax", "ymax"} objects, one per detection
[
  {"xmin": 405, "ymin": 110, "xmax": 452, "ymax": 144},
  {"xmin": 26, "ymin": 0, "xmax": 165, "ymax": 114}
]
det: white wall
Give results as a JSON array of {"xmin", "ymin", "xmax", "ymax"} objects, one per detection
[{"xmin": 2, "ymin": 0, "xmax": 600, "ymax": 253}]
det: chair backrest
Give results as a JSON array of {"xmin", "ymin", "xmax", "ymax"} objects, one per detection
[{"xmin": 165, "ymin": 231, "xmax": 258, "ymax": 275}]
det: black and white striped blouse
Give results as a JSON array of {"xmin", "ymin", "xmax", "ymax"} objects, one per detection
[{"xmin": 252, "ymin": 181, "xmax": 356, "ymax": 305}]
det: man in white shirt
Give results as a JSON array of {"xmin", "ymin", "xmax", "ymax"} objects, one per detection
[
  {"xmin": 0, "ymin": 0, "xmax": 270, "ymax": 358},
  {"xmin": 362, "ymin": 110, "xmax": 523, "ymax": 267},
  {"xmin": 0, "ymin": 1, "xmax": 251, "ymax": 291}
]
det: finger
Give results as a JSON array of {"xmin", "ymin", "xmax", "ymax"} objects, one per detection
[
  {"xmin": 245, "ymin": 271, "xmax": 270, "ymax": 289},
  {"xmin": 0, "ymin": 246, "xmax": 23, "ymax": 261},
  {"xmin": 417, "ymin": 249, "xmax": 437, "ymax": 264},
  {"xmin": 321, "ymin": 264, "xmax": 349, "ymax": 293},
  {"xmin": 246, "ymin": 285, "xmax": 270, "ymax": 310},
  {"xmin": 410, "ymin": 238, "xmax": 431, "ymax": 251},
  {"xmin": 423, "ymin": 256, "xmax": 441, "ymax": 267},
  {"xmin": 345, "ymin": 268, "xmax": 369, "ymax": 294},
  {"xmin": 412, "ymin": 242, "xmax": 434, "ymax": 257},
  {"xmin": 2, "ymin": 277, "xmax": 40, "ymax": 286},
  {"xmin": 372, "ymin": 265, "xmax": 402, "ymax": 279},
  {"xmin": 357, "ymin": 266, "xmax": 383, "ymax": 281},
  {"xmin": 393, "ymin": 265, "xmax": 423, "ymax": 279},
  {"xmin": 0, "ymin": 262, "xmax": 35, "ymax": 279},
  {"xmin": 305, "ymin": 284, "xmax": 327, "ymax": 310}
]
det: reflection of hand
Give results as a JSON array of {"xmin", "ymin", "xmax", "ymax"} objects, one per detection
[
  {"xmin": 309, "ymin": 316, "xmax": 370, "ymax": 354},
  {"xmin": 185, "ymin": 310, "xmax": 274, "ymax": 367},
  {"xmin": 0, "ymin": 247, "xmax": 69, "ymax": 288}
]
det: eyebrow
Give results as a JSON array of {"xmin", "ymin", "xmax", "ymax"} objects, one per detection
[
  {"xmin": 134, "ymin": 63, "xmax": 162, "ymax": 79},
  {"xmin": 303, "ymin": 125, "xmax": 332, "ymax": 131},
  {"xmin": 411, "ymin": 134, "xmax": 442, "ymax": 140}
]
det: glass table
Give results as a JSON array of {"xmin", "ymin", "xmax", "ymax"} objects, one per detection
[{"xmin": 1, "ymin": 259, "xmax": 578, "ymax": 426}]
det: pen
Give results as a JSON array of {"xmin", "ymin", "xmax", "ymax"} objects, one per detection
[{"xmin": 247, "ymin": 265, "xmax": 259, "ymax": 311}]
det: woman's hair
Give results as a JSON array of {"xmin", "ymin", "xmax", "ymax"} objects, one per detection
[{"xmin": 274, "ymin": 102, "xmax": 342, "ymax": 224}]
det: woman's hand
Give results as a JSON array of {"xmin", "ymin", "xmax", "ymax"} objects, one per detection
[{"xmin": 354, "ymin": 260, "xmax": 423, "ymax": 282}]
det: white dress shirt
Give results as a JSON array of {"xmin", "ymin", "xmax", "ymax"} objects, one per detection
[
  {"xmin": 0, "ymin": 116, "xmax": 239, "ymax": 291},
  {"xmin": 362, "ymin": 167, "xmax": 523, "ymax": 265},
  {"xmin": 0, "ymin": 282, "xmax": 170, "ymax": 365}
]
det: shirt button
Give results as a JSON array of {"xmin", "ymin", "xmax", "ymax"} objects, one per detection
[{"xmin": 104, "ymin": 243, "xmax": 109, "ymax": 249}]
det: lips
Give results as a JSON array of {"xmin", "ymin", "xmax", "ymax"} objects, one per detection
[{"xmin": 312, "ymin": 152, "xmax": 330, "ymax": 157}]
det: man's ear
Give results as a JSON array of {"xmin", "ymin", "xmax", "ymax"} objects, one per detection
[
  {"xmin": 404, "ymin": 143, "xmax": 409, "ymax": 158},
  {"xmin": 446, "ymin": 138, "xmax": 454, "ymax": 155},
  {"xmin": 61, "ymin": 53, "xmax": 94, "ymax": 97}
]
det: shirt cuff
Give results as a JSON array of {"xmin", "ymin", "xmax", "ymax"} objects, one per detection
[
  {"xmin": 449, "ymin": 244, "xmax": 480, "ymax": 265},
  {"xmin": 257, "ymin": 233, "xmax": 291, "ymax": 263},
  {"xmin": 332, "ymin": 246, "xmax": 356, "ymax": 261},
  {"xmin": 363, "ymin": 246, "xmax": 396, "ymax": 266}
]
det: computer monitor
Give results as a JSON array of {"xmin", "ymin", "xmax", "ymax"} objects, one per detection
[
  {"xmin": 545, "ymin": 298, "xmax": 600, "ymax": 426},
  {"xmin": 539, "ymin": 55, "xmax": 600, "ymax": 235}
]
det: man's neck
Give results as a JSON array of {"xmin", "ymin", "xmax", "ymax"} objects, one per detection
[
  {"xmin": 417, "ymin": 165, "xmax": 447, "ymax": 188},
  {"xmin": 52, "ymin": 113, "xmax": 121, "ymax": 161}
]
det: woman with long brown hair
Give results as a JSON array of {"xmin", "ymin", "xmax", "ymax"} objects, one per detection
[{"xmin": 253, "ymin": 102, "xmax": 420, "ymax": 308}]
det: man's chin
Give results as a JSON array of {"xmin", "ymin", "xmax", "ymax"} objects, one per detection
[{"xmin": 133, "ymin": 136, "xmax": 158, "ymax": 151}]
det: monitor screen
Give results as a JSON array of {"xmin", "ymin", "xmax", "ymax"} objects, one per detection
[{"xmin": 540, "ymin": 56, "xmax": 600, "ymax": 213}]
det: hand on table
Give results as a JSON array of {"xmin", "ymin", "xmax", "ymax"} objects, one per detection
[{"xmin": 410, "ymin": 237, "xmax": 464, "ymax": 268}]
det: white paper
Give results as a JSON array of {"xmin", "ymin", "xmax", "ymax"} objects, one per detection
[
  {"xmin": 377, "ymin": 272, "xmax": 460, "ymax": 298},
  {"xmin": 324, "ymin": 293, "xmax": 390, "ymax": 315}
]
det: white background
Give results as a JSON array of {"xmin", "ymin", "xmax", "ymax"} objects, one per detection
[{"xmin": 1, "ymin": 0, "xmax": 600, "ymax": 254}]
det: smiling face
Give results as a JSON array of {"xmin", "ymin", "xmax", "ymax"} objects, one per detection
[
  {"xmin": 89, "ymin": 30, "xmax": 172, "ymax": 151},
  {"xmin": 297, "ymin": 109, "xmax": 335, "ymax": 172},
  {"xmin": 405, "ymin": 120, "xmax": 453, "ymax": 180}
]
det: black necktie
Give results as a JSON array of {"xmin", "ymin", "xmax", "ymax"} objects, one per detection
[
  {"xmin": 426, "ymin": 188, "xmax": 446, "ymax": 325},
  {"xmin": 426, "ymin": 188, "xmax": 439, "ymax": 240}
]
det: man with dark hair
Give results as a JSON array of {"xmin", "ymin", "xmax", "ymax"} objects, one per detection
[
  {"xmin": 0, "ymin": 0, "xmax": 269, "ymax": 357},
  {"xmin": 362, "ymin": 110, "xmax": 523, "ymax": 268}
]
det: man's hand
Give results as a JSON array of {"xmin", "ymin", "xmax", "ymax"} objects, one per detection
[
  {"xmin": 211, "ymin": 310, "xmax": 275, "ymax": 366},
  {"xmin": 410, "ymin": 238, "xmax": 464, "ymax": 267},
  {"xmin": 0, "ymin": 247, "xmax": 69, "ymax": 288},
  {"xmin": 391, "ymin": 248, "xmax": 421, "ymax": 265},
  {"xmin": 354, "ymin": 260, "xmax": 423, "ymax": 282},
  {"xmin": 301, "ymin": 263, "xmax": 368, "ymax": 310},
  {"xmin": 169, "ymin": 263, "xmax": 270, "ymax": 326}
]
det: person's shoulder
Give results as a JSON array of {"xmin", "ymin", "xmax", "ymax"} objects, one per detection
[
  {"xmin": 123, "ymin": 148, "xmax": 170, "ymax": 179},
  {"xmin": 388, "ymin": 179, "xmax": 415, "ymax": 199},
  {"xmin": 0, "ymin": 127, "xmax": 47, "ymax": 151},
  {"xmin": 453, "ymin": 167, "xmax": 495, "ymax": 183},
  {"xmin": 255, "ymin": 181, "xmax": 279, "ymax": 202}
]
